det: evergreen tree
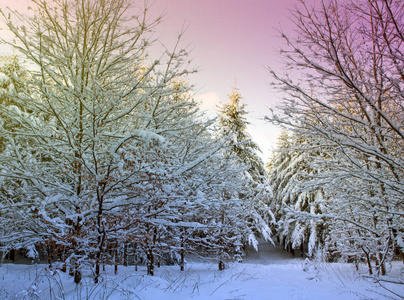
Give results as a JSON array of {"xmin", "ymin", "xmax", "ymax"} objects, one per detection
[
  {"xmin": 216, "ymin": 87, "xmax": 274, "ymax": 249},
  {"xmin": 217, "ymin": 87, "xmax": 267, "ymax": 183},
  {"xmin": 268, "ymin": 130, "xmax": 329, "ymax": 257}
]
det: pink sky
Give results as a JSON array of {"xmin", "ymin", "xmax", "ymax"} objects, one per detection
[
  {"xmin": 149, "ymin": 0, "xmax": 314, "ymax": 160},
  {"xmin": 1, "ymin": 0, "xmax": 317, "ymax": 160}
]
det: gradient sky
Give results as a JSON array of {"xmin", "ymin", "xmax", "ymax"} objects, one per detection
[
  {"xmin": 1, "ymin": 0, "xmax": 316, "ymax": 161},
  {"xmin": 148, "ymin": 0, "xmax": 315, "ymax": 161}
]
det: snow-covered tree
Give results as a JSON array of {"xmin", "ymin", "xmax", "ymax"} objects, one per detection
[
  {"xmin": 0, "ymin": 0, "xmax": 258, "ymax": 282},
  {"xmin": 0, "ymin": 56, "xmax": 29, "ymax": 152},
  {"xmin": 268, "ymin": 130, "xmax": 330, "ymax": 257},
  {"xmin": 216, "ymin": 87, "xmax": 274, "ymax": 250},
  {"xmin": 267, "ymin": 0, "xmax": 404, "ymax": 274},
  {"xmin": 217, "ymin": 87, "xmax": 267, "ymax": 184}
]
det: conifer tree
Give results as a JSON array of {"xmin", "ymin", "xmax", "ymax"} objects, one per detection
[
  {"xmin": 217, "ymin": 87, "xmax": 274, "ymax": 249},
  {"xmin": 217, "ymin": 87, "xmax": 267, "ymax": 183},
  {"xmin": 268, "ymin": 130, "xmax": 329, "ymax": 257}
]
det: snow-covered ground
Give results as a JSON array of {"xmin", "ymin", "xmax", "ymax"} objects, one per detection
[{"xmin": 0, "ymin": 243, "xmax": 403, "ymax": 299}]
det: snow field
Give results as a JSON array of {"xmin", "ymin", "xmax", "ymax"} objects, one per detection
[{"xmin": 0, "ymin": 259, "xmax": 402, "ymax": 300}]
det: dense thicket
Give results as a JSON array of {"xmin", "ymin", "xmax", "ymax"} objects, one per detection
[
  {"xmin": 267, "ymin": 0, "xmax": 404, "ymax": 275},
  {"xmin": 0, "ymin": 0, "xmax": 263, "ymax": 283}
]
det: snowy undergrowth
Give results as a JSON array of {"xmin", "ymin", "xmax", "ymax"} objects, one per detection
[
  {"xmin": 302, "ymin": 258, "xmax": 404, "ymax": 300},
  {"xmin": 0, "ymin": 260, "xmax": 403, "ymax": 300}
]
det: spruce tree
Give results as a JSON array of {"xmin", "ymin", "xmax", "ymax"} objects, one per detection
[
  {"xmin": 217, "ymin": 87, "xmax": 266, "ymax": 183},
  {"xmin": 217, "ymin": 87, "xmax": 274, "ymax": 249},
  {"xmin": 268, "ymin": 130, "xmax": 328, "ymax": 257}
]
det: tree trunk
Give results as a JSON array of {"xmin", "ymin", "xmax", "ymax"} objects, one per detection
[
  {"xmin": 362, "ymin": 249, "xmax": 373, "ymax": 275},
  {"xmin": 47, "ymin": 245, "xmax": 52, "ymax": 269},
  {"xmin": 134, "ymin": 243, "xmax": 138, "ymax": 272},
  {"xmin": 74, "ymin": 266, "xmax": 82, "ymax": 284},
  {"xmin": 123, "ymin": 243, "xmax": 128, "ymax": 267},
  {"xmin": 218, "ymin": 260, "xmax": 225, "ymax": 271},
  {"xmin": 60, "ymin": 247, "xmax": 66, "ymax": 272},
  {"xmin": 377, "ymin": 253, "xmax": 386, "ymax": 276},
  {"xmin": 114, "ymin": 247, "xmax": 118, "ymax": 275},
  {"xmin": 147, "ymin": 248, "xmax": 154, "ymax": 276},
  {"xmin": 95, "ymin": 261, "xmax": 100, "ymax": 283},
  {"xmin": 94, "ymin": 194, "xmax": 106, "ymax": 283},
  {"xmin": 180, "ymin": 242, "xmax": 185, "ymax": 271}
]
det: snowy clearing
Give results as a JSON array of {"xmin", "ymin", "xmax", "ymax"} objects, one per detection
[{"xmin": 1, "ymin": 244, "xmax": 403, "ymax": 300}]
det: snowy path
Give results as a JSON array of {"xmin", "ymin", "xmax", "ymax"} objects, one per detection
[{"xmin": 243, "ymin": 240, "xmax": 298, "ymax": 264}]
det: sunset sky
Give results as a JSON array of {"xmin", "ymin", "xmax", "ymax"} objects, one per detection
[{"xmin": 1, "ymin": 0, "xmax": 317, "ymax": 161}]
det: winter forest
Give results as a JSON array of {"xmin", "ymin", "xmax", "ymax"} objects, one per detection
[{"xmin": 0, "ymin": 0, "xmax": 403, "ymax": 299}]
